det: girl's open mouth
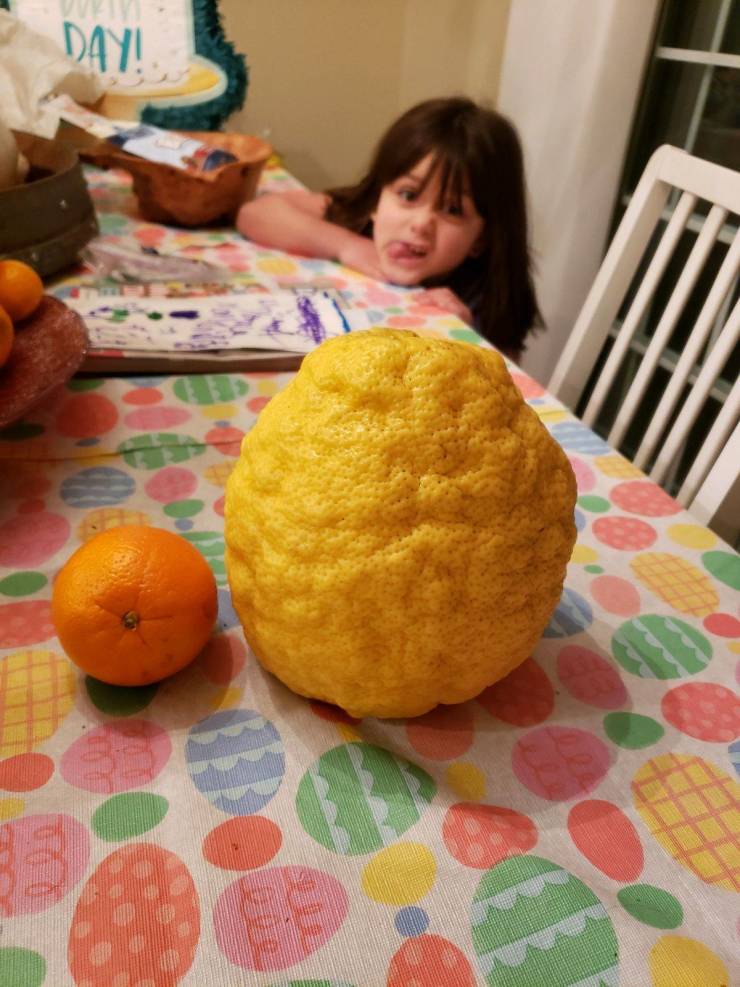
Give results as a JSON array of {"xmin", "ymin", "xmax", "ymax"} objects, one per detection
[{"xmin": 387, "ymin": 241, "xmax": 428, "ymax": 262}]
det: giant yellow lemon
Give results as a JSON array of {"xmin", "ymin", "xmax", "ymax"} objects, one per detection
[{"xmin": 225, "ymin": 329, "xmax": 576, "ymax": 718}]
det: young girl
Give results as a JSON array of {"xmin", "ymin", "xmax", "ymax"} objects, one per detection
[{"xmin": 237, "ymin": 97, "xmax": 540, "ymax": 360}]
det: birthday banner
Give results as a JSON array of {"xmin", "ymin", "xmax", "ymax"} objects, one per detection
[{"xmin": 9, "ymin": 0, "xmax": 194, "ymax": 91}]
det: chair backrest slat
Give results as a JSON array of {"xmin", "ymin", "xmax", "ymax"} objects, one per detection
[
  {"xmin": 608, "ymin": 203, "xmax": 728, "ymax": 450},
  {"xmin": 582, "ymin": 191, "xmax": 696, "ymax": 426},
  {"xmin": 651, "ymin": 296, "xmax": 739, "ymax": 485},
  {"xmin": 634, "ymin": 229, "xmax": 740, "ymax": 472},
  {"xmin": 679, "ymin": 378, "xmax": 740, "ymax": 508}
]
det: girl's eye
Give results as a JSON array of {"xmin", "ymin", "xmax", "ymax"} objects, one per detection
[
  {"xmin": 443, "ymin": 202, "xmax": 463, "ymax": 217},
  {"xmin": 397, "ymin": 188, "xmax": 417, "ymax": 202}
]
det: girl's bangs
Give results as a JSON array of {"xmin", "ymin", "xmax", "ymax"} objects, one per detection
[{"xmin": 427, "ymin": 152, "xmax": 466, "ymax": 211}]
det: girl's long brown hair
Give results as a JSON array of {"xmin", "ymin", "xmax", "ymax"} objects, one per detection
[{"xmin": 326, "ymin": 97, "xmax": 541, "ymax": 358}]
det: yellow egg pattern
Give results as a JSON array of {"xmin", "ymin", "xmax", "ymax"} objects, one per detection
[
  {"xmin": 204, "ymin": 460, "xmax": 237, "ymax": 488},
  {"xmin": 0, "ymin": 798, "xmax": 24, "ymax": 820},
  {"xmin": 256, "ymin": 257, "xmax": 299, "ymax": 276},
  {"xmin": 633, "ymin": 753, "xmax": 740, "ymax": 892},
  {"xmin": 630, "ymin": 553, "xmax": 719, "ymax": 617},
  {"xmin": 201, "ymin": 403, "xmax": 238, "ymax": 421},
  {"xmin": 650, "ymin": 936, "xmax": 729, "ymax": 987},
  {"xmin": 445, "ymin": 762, "xmax": 486, "ymax": 801},
  {"xmin": 570, "ymin": 544, "xmax": 599, "ymax": 564},
  {"xmin": 362, "ymin": 843, "xmax": 436, "ymax": 905},
  {"xmin": 595, "ymin": 454, "xmax": 643, "ymax": 478},
  {"xmin": 0, "ymin": 650, "xmax": 76, "ymax": 757},
  {"xmin": 77, "ymin": 508, "xmax": 150, "ymax": 542},
  {"xmin": 667, "ymin": 524, "xmax": 717, "ymax": 550}
]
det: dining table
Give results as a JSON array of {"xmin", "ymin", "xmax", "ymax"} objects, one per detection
[{"xmin": 0, "ymin": 155, "xmax": 738, "ymax": 987}]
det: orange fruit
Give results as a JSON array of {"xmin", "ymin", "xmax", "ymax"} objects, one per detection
[
  {"xmin": 0, "ymin": 305, "xmax": 13, "ymax": 367},
  {"xmin": 51, "ymin": 525, "xmax": 218, "ymax": 686},
  {"xmin": 0, "ymin": 259, "xmax": 44, "ymax": 321}
]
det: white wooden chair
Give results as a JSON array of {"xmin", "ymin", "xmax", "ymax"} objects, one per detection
[{"xmin": 549, "ymin": 144, "xmax": 739, "ymax": 541}]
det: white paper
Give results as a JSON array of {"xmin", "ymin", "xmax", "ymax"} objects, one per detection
[
  {"xmin": 9, "ymin": 0, "xmax": 192, "ymax": 92},
  {"xmin": 66, "ymin": 291, "xmax": 350, "ymax": 354}
]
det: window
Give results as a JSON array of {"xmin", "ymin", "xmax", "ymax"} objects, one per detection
[{"xmin": 581, "ymin": 0, "xmax": 739, "ymax": 503}]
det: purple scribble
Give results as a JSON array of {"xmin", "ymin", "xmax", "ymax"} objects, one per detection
[{"xmin": 297, "ymin": 295, "xmax": 326, "ymax": 343}]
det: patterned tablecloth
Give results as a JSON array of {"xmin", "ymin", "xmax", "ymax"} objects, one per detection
[{"xmin": 0, "ymin": 163, "xmax": 738, "ymax": 987}]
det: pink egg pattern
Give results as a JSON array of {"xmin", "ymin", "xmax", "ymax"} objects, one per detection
[
  {"xmin": 60, "ymin": 720, "xmax": 172, "ymax": 793},
  {"xmin": 557, "ymin": 645, "xmax": 629, "ymax": 709},
  {"xmin": 610, "ymin": 480, "xmax": 682, "ymax": 517},
  {"xmin": 388, "ymin": 935, "xmax": 476, "ymax": 987},
  {"xmin": 124, "ymin": 406, "xmax": 192, "ymax": 430},
  {"xmin": 593, "ymin": 515, "xmax": 657, "ymax": 550},
  {"xmin": 512, "ymin": 726, "xmax": 611, "ymax": 801},
  {"xmin": 0, "ymin": 601, "xmax": 55, "ymax": 647},
  {"xmin": 568, "ymin": 456, "xmax": 596, "ymax": 493},
  {"xmin": 589, "ymin": 575, "xmax": 641, "ymax": 617},
  {"xmin": 443, "ymin": 802, "xmax": 537, "ymax": 868},
  {"xmin": 661, "ymin": 683, "xmax": 740, "ymax": 743},
  {"xmin": 213, "ymin": 866, "xmax": 348, "ymax": 970},
  {"xmin": 56, "ymin": 393, "xmax": 118, "ymax": 438},
  {"xmin": 68, "ymin": 844, "xmax": 199, "ymax": 986},
  {"xmin": 0, "ymin": 512, "xmax": 70, "ymax": 567},
  {"xmin": 0, "ymin": 814, "xmax": 89, "ymax": 915},
  {"xmin": 406, "ymin": 704, "xmax": 474, "ymax": 760},
  {"xmin": 477, "ymin": 658, "xmax": 554, "ymax": 726},
  {"xmin": 145, "ymin": 466, "xmax": 198, "ymax": 503}
]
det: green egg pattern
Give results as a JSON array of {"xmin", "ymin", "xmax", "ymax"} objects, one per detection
[
  {"xmin": 183, "ymin": 530, "xmax": 227, "ymax": 585},
  {"xmin": 701, "ymin": 550, "xmax": 740, "ymax": 590},
  {"xmin": 617, "ymin": 884, "xmax": 683, "ymax": 929},
  {"xmin": 118, "ymin": 433, "xmax": 204, "ymax": 469},
  {"xmin": 0, "ymin": 572, "xmax": 47, "ymax": 597},
  {"xmin": 0, "ymin": 948, "xmax": 46, "ymax": 987},
  {"xmin": 174, "ymin": 375, "xmax": 249, "ymax": 405},
  {"xmin": 603, "ymin": 712, "xmax": 665, "ymax": 749},
  {"xmin": 611, "ymin": 615, "xmax": 711, "ymax": 679},
  {"xmin": 296, "ymin": 743, "xmax": 436, "ymax": 855},
  {"xmin": 85, "ymin": 678, "xmax": 159, "ymax": 716},
  {"xmin": 471, "ymin": 855, "xmax": 618, "ymax": 986},
  {"xmin": 92, "ymin": 792, "xmax": 169, "ymax": 841}
]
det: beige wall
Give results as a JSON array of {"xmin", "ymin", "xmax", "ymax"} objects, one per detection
[{"xmin": 221, "ymin": 0, "xmax": 511, "ymax": 190}]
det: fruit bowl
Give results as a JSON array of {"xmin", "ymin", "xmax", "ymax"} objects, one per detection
[
  {"xmin": 0, "ymin": 296, "xmax": 88, "ymax": 429},
  {"xmin": 80, "ymin": 131, "xmax": 273, "ymax": 227}
]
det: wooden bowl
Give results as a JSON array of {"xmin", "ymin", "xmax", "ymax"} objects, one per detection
[
  {"xmin": 0, "ymin": 296, "xmax": 88, "ymax": 429},
  {"xmin": 81, "ymin": 131, "xmax": 273, "ymax": 227},
  {"xmin": 1, "ymin": 133, "xmax": 99, "ymax": 278}
]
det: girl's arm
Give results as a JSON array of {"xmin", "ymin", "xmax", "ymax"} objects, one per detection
[{"xmin": 236, "ymin": 190, "xmax": 384, "ymax": 279}]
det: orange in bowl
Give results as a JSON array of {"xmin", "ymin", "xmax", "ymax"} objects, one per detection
[
  {"xmin": 0, "ymin": 259, "xmax": 44, "ymax": 322},
  {"xmin": 51, "ymin": 525, "xmax": 218, "ymax": 685},
  {"xmin": 0, "ymin": 305, "xmax": 13, "ymax": 367}
]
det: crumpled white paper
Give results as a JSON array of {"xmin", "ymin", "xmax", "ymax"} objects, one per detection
[{"xmin": 0, "ymin": 11, "xmax": 105, "ymax": 137}]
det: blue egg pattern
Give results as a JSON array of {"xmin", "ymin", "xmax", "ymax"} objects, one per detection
[
  {"xmin": 551, "ymin": 422, "xmax": 611, "ymax": 456},
  {"xmin": 186, "ymin": 709, "xmax": 285, "ymax": 815},
  {"xmin": 543, "ymin": 588, "xmax": 593, "ymax": 638},
  {"xmin": 728, "ymin": 739, "xmax": 740, "ymax": 778},
  {"xmin": 61, "ymin": 467, "xmax": 135, "ymax": 508},
  {"xmin": 217, "ymin": 588, "xmax": 239, "ymax": 631}
]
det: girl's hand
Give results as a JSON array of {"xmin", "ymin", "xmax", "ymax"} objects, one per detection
[
  {"xmin": 415, "ymin": 288, "xmax": 473, "ymax": 325},
  {"xmin": 337, "ymin": 237, "xmax": 386, "ymax": 281}
]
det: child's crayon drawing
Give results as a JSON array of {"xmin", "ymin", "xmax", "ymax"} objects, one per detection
[{"xmin": 67, "ymin": 291, "xmax": 350, "ymax": 353}]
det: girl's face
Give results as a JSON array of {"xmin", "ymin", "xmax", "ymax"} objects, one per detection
[{"xmin": 372, "ymin": 154, "xmax": 485, "ymax": 286}]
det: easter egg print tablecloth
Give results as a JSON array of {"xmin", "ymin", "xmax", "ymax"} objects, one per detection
[{"xmin": 0, "ymin": 164, "xmax": 738, "ymax": 987}]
